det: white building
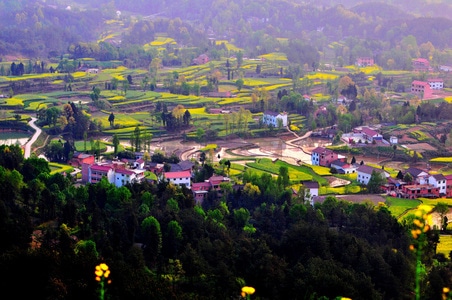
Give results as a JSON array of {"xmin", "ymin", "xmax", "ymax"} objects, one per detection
[
  {"xmin": 428, "ymin": 174, "xmax": 447, "ymax": 196},
  {"xmin": 262, "ymin": 110, "xmax": 288, "ymax": 127},
  {"xmin": 114, "ymin": 168, "xmax": 145, "ymax": 187},
  {"xmin": 427, "ymin": 78, "xmax": 444, "ymax": 90},
  {"xmin": 357, "ymin": 165, "xmax": 389, "ymax": 185},
  {"xmin": 302, "ymin": 181, "xmax": 319, "ymax": 206},
  {"xmin": 164, "ymin": 170, "xmax": 192, "ymax": 188}
]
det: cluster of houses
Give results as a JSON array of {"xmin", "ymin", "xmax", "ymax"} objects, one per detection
[
  {"xmin": 70, "ymin": 152, "xmax": 230, "ymax": 205},
  {"xmin": 310, "ymin": 146, "xmax": 452, "ymax": 200}
]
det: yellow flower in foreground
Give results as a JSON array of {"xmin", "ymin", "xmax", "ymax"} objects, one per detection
[
  {"xmin": 242, "ymin": 286, "xmax": 255, "ymax": 295},
  {"xmin": 443, "ymin": 287, "xmax": 450, "ymax": 293}
]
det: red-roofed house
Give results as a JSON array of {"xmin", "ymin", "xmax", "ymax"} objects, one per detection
[
  {"xmin": 192, "ymin": 54, "xmax": 209, "ymax": 65},
  {"xmin": 411, "ymin": 80, "xmax": 432, "ymax": 99},
  {"xmin": 358, "ymin": 126, "xmax": 383, "ymax": 143},
  {"xmin": 330, "ymin": 159, "xmax": 358, "ymax": 174},
  {"xmin": 446, "ymin": 175, "xmax": 452, "ymax": 197},
  {"xmin": 209, "ymin": 176, "xmax": 231, "ymax": 190},
  {"xmin": 191, "ymin": 182, "xmax": 211, "ymax": 204},
  {"xmin": 88, "ymin": 164, "xmax": 115, "ymax": 184},
  {"xmin": 412, "ymin": 58, "xmax": 431, "ymax": 72},
  {"xmin": 311, "ymin": 147, "xmax": 339, "ymax": 167},
  {"xmin": 71, "ymin": 152, "xmax": 95, "ymax": 168},
  {"xmin": 164, "ymin": 170, "xmax": 191, "ymax": 188},
  {"xmin": 356, "ymin": 57, "xmax": 374, "ymax": 67},
  {"xmin": 400, "ymin": 184, "xmax": 440, "ymax": 199}
]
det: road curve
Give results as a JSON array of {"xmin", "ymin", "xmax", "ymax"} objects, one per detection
[{"xmin": 24, "ymin": 117, "xmax": 41, "ymax": 159}]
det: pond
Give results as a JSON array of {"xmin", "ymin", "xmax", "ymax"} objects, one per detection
[{"xmin": 0, "ymin": 131, "xmax": 31, "ymax": 146}]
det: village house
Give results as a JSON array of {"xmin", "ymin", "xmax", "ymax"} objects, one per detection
[
  {"xmin": 412, "ymin": 58, "xmax": 431, "ymax": 72},
  {"xmin": 192, "ymin": 54, "xmax": 209, "ymax": 65},
  {"xmin": 356, "ymin": 57, "xmax": 374, "ymax": 67},
  {"xmin": 330, "ymin": 159, "xmax": 358, "ymax": 174},
  {"xmin": 311, "ymin": 147, "xmax": 340, "ymax": 167},
  {"xmin": 446, "ymin": 175, "xmax": 452, "ymax": 197},
  {"xmin": 114, "ymin": 168, "xmax": 145, "ymax": 187},
  {"xmin": 390, "ymin": 136, "xmax": 398, "ymax": 145},
  {"xmin": 400, "ymin": 184, "xmax": 440, "ymax": 199},
  {"xmin": 191, "ymin": 175, "xmax": 231, "ymax": 204},
  {"xmin": 411, "ymin": 80, "xmax": 433, "ymax": 99},
  {"xmin": 302, "ymin": 181, "xmax": 319, "ymax": 206},
  {"xmin": 440, "ymin": 65, "xmax": 452, "ymax": 72},
  {"xmin": 163, "ymin": 170, "xmax": 191, "ymax": 188},
  {"xmin": 262, "ymin": 110, "xmax": 288, "ymax": 127},
  {"xmin": 427, "ymin": 78, "xmax": 444, "ymax": 90},
  {"xmin": 428, "ymin": 174, "xmax": 447, "ymax": 196},
  {"xmin": 86, "ymin": 164, "xmax": 115, "ymax": 184},
  {"xmin": 83, "ymin": 161, "xmax": 146, "ymax": 187},
  {"xmin": 70, "ymin": 152, "xmax": 95, "ymax": 168},
  {"xmin": 404, "ymin": 167, "xmax": 430, "ymax": 184},
  {"xmin": 353, "ymin": 126, "xmax": 383, "ymax": 143},
  {"xmin": 356, "ymin": 165, "xmax": 390, "ymax": 185}
]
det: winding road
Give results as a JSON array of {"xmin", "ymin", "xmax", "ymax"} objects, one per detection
[{"xmin": 24, "ymin": 117, "xmax": 41, "ymax": 159}]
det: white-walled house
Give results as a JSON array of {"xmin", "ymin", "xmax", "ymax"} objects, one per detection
[
  {"xmin": 302, "ymin": 181, "xmax": 319, "ymax": 206},
  {"xmin": 262, "ymin": 110, "xmax": 288, "ymax": 127},
  {"xmin": 163, "ymin": 170, "xmax": 192, "ymax": 188},
  {"xmin": 357, "ymin": 165, "xmax": 389, "ymax": 185},
  {"xmin": 427, "ymin": 78, "xmax": 444, "ymax": 90},
  {"xmin": 114, "ymin": 168, "xmax": 145, "ymax": 187},
  {"xmin": 428, "ymin": 174, "xmax": 447, "ymax": 196}
]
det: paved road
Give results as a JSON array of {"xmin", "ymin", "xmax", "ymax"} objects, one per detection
[{"xmin": 24, "ymin": 117, "xmax": 41, "ymax": 158}]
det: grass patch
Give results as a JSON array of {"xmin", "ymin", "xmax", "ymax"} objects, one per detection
[
  {"xmin": 437, "ymin": 235, "xmax": 452, "ymax": 257},
  {"xmin": 49, "ymin": 162, "xmax": 73, "ymax": 175},
  {"xmin": 74, "ymin": 140, "xmax": 107, "ymax": 152},
  {"xmin": 385, "ymin": 197, "xmax": 421, "ymax": 218}
]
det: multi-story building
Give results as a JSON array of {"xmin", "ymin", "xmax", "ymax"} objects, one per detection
[
  {"xmin": 262, "ymin": 110, "xmax": 288, "ymax": 127},
  {"xmin": 163, "ymin": 170, "xmax": 192, "ymax": 188},
  {"xmin": 411, "ymin": 80, "xmax": 433, "ymax": 99},
  {"xmin": 311, "ymin": 147, "xmax": 339, "ymax": 167}
]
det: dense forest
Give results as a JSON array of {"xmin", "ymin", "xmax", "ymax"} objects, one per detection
[{"xmin": 1, "ymin": 143, "xmax": 450, "ymax": 299}]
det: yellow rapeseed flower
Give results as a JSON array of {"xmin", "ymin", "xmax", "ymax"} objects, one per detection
[
  {"xmin": 242, "ymin": 286, "xmax": 255, "ymax": 295},
  {"xmin": 413, "ymin": 219, "xmax": 422, "ymax": 227},
  {"xmin": 443, "ymin": 287, "xmax": 450, "ymax": 293}
]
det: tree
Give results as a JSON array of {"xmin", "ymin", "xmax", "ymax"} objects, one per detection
[
  {"xmin": 403, "ymin": 172, "xmax": 413, "ymax": 183},
  {"xmin": 236, "ymin": 78, "xmax": 244, "ymax": 91},
  {"xmin": 108, "ymin": 112, "xmax": 115, "ymax": 127},
  {"xmin": 367, "ymin": 170, "xmax": 386, "ymax": 193},
  {"xmin": 141, "ymin": 216, "xmax": 162, "ymax": 267},
  {"xmin": 236, "ymin": 51, "xmax": 243, "ymax": 68},
  {"xmin": 183, "ymin": 109, "xmax": 191, "ymax": 126},
  {"xmin": 277, "ymin": 166, "xmax": 290, "ymax": 189},
  {"xmin": 112, "ymin": 133, "xmax": 120, "ymax": 155},
  {"xmin": 435, "ymin": 202, "xmax": 449, "ymax": 231}
]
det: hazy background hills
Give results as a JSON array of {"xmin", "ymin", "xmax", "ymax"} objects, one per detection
[{"xmin": 0, "ymin": 0, "xmax": 452, "ymax": 60}]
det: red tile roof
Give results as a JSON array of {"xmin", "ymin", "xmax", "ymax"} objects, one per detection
[
  {"xmin": 90, "ymin": 164, "xmax": 113, "ymax": 172},
  {"xmin": 164, "ymin": 170, "xmax": 191, "ymax": 179}
]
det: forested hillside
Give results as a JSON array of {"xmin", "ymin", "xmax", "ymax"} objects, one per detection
[
  {"xmin": 1, "ymin": 0, "xmax": 452, "ymax": 59},
  {"xmin": 0, "ymin": 144, "xmax": 433, "ymax": 299}
]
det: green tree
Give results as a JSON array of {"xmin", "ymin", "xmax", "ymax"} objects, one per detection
[
  {"xmin": 367, "ymin": 170, "xmax": 386, "ymax": 193},
  {"xmin": 277, "ymin": 166, "xmax": 290, "ymax": 189},
  {"xmin": 434, "ymin": 202, "xmax": 449, "ymax": 231},
  {"xmin": 141, "ymin": 216, "xmax": 162, "ymax": 267},
  {"xmin": 112, "ymin": 133, "xmax": 120, "ymax": 155}
]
